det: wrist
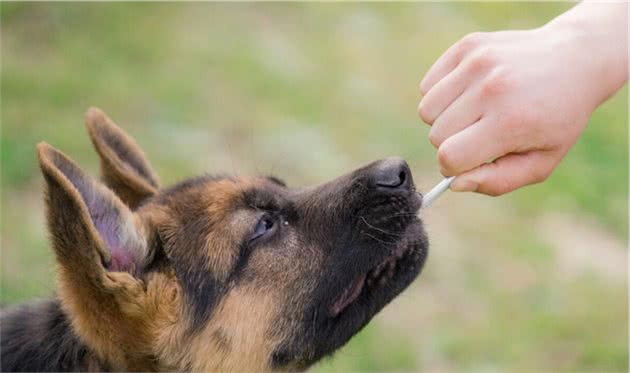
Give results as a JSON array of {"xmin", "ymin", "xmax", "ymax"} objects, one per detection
[{"xmin": 545, "ymin": 2, "xmax": 628, "ymax": 106}]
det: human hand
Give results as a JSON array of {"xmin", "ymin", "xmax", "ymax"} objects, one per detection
[{"xmin": 418, "ymin": 2, "xmax": 628, "ymax": 196}]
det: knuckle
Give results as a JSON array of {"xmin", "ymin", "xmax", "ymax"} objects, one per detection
[
  {"xmin": 437, "ymin": 144, "xmax": 456, "ymax": 173},
  {"xmin": 466, "ymin": 47, "xmax": 495, "ymax": 72},
  {"xmin": 480, "ymin": 80, "xmax": 496, "ymax": 99},
  {"xmin": 454, "ymin": 33, "xmax": 480, "ymax": 59},
  {"xmin": 418, "ymin": 81, "xmax": 427, "ymax": 95},
  {"xmin": 428, "ymin": 129, "xmax": 442, "ymax": 148},
  {"xmin": 418, "ymin": 102, "xmax": 433, "ymax": 124},
  {"xmin": 460, "ymin": 32, "xmax": 485, "ymax": 50},
  {"xmin": 480, "ymin": 67, "xmax": 512, "ymax": 98}
]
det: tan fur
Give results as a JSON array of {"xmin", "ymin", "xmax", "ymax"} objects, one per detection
[
  {"xmin": 137, "ymin": 277, "xmax": 282, "ymax": 372},
  {"xmin": 187, "ymin": 286, "xmax": 282, "ymax": 372},
  {"xmin": 201, "ymin": 179, "xmax": 245, "ymax": 278},
  {"xmin": 204, "ymin": 179, "xmax": 262, "ymax": 279},
  {"xmin": 144, "ymin": 270, "xmax": 187, "ymax": 371}
]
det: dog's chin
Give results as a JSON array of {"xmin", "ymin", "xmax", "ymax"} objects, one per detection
[
  {"xmin": 288, "ymin": 219, "xmax": 427, "ymax": 369},
  {"xmin": 329, "ymin": 220, "xmax": 427, "ymax": 320},
  {"xmin": 326, "ymin": 220, "xmax": 426, "ymax": 343}
]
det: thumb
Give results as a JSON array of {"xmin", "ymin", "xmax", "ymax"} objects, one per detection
[{"xmin": 450, "ymin": 151, "xmax": 556, "ymax": 196}]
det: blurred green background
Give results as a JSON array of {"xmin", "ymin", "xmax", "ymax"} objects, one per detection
[{"xmin": 1, "ymin": 3, "xmax": 627, "ymax": 372}]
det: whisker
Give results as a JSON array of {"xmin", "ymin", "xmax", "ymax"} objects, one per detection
[
  {"xmin": 360, "ymin": 216, "xmax": 404, "ymax": 238},
  {"xmin": 386, "ymin": 212, "xmax": 419, "ymax": 218},
  {"xmin": 361, "ymin": 231, "xmax": 397, "ymax": 246}
]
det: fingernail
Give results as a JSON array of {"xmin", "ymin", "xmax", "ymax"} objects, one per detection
[{"xmin": 451, "ymin": 178, "xmax": 478, "ymax": 192}]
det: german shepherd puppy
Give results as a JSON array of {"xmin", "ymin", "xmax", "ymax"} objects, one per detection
[{"xmin": 0, "ymin": 108, "xmax": 428, "ymax": 372}]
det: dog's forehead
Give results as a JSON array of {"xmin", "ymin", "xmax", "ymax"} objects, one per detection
[
  {"xmin": 155, "ymin": 175, "xmax": 263, "ymax": 210},
  {"xmin": 241, "ymin": 181, "xmax": 290, "ymax": 211}
]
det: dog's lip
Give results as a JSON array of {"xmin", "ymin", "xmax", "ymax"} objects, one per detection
[
  {"xmin": 328, "ymin": 240, "xmax": 413, "ymax": 317},
  {"xmin": 330, "ymin": 274, "xmax": 366, "ymax": 317}
]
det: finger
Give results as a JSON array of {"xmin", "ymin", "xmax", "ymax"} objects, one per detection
[
  {"xmin": 450, "ymin": 151, "xmax": 556, "ymax": 196},
  {"xmin": 419, "ymin": 33, "xmax": 483, "ymax": 95},
  {"xmin": 436, "ymin": 116, "xmax": 512, "ymax": 176},
  {"xmin": 419, "ymin": 47, "xmax": 461, "ymax": 97},
  {"xmin": 418, "ymin": 62, "xmax": 473, "ymax": 125},
  {"xmin": 428, "ymin": 81, "xmax": 484, "ymax": 147}
]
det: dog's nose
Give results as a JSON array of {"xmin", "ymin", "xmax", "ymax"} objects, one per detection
[{"xmin": 372, "ymin": 157, "xmax": 411, "ymax": 190}]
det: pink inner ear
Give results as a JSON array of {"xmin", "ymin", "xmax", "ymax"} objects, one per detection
[
  {"xmin": 51, "ymin": 150, "xmax": 143, "ymax": 275},
  {"xmin": 85, "ymin": 187, "xmax": 141, "ymax": 275},
  {"xmin": 109, "ymin": 246, "xmax": 137, "ymax": 273}
]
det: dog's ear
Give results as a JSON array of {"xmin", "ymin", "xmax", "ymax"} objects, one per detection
[
  {"xmin": 37, "ymin": 142, "xmax": 149, "ymax": 283},
  {"xmin": 85, "ymin": 107, "xmax": 159, "ymax": 208},
  {"xmin": 37, "ymin": 142, "xmax": 160, "ymax": 369}
]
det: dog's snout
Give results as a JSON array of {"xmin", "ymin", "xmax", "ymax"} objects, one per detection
[{"xmin": 372, "ymin": 157, "xmax": 411, "ymax": 190}]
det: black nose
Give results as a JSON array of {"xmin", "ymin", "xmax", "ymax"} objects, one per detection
[{"xmin": 372, "ymin": 157, "xmax": 412, "ymax": 190}]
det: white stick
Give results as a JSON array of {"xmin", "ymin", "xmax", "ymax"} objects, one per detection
[{"xmin": 421, "ymin": 176, "xmax": 455, "ymax": 208}]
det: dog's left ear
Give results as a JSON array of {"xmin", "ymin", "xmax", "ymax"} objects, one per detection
[
  {"xmin": 37, "ymin": 143, "xmax": 158, "ymax": 369},
  {"xmin": 37, "ymin": 142, "xmax": 149, "ymax": 281},
  {"xmin": 85, "ymin": 107, "xmax": 160, "ymax": 208}
]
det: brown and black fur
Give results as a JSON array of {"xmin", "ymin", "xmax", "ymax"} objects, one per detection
[{"xmin": 0, "ymin": 108, "xmax": 429, "ymax": 372}]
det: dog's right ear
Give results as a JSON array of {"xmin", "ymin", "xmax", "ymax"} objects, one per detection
[{"xmin": 85, "ymin": 107, "xmax": 159, "ymax": 208}]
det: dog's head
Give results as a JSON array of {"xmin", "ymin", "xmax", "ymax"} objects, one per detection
[{"xmin": 37, "ymin": 108, "xmax": 428, "ymax": 371}]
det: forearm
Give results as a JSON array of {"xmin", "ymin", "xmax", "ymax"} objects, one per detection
[{"xmin": 545, "ymin": 1, "xmax": 628, "ymax": 107}]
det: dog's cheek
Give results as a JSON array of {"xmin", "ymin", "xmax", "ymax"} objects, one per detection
[
  {"xmin": 200, "ymin": 234, "xmax": 323, "ymax": 372},
  {"xmin": 252, "ymin": 231, "xmax": 324, "ymax": 304},
  {"xmin": 265, "ymin": 238, "xmax": 328, "ymax": 368},
  {"xmin": 186, "ymin": 285, "xmax": 284, "ymax": 372}
]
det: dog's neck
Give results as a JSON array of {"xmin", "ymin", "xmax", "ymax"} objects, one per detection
[{"xmin": 0, "ymin": 298, "xmax": 110, "ymax": 372}]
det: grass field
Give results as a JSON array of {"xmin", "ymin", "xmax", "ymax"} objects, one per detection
[{"xmin": 1, "ymin": 3, "xmax": 627, "ymax": 372}]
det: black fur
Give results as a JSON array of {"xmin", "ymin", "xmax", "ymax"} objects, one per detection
[
  {"xmin": 269, "ymin": 159, "xmax": 428, "ymax": 369},
  {"xmin": 0, "ymin": 299, "xmax": 108, "ymax": 372}
]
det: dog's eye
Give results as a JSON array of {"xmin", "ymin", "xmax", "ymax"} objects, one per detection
[{"xmin": 250, "ymin": 214, "xmax": 276, "ymax": 243}]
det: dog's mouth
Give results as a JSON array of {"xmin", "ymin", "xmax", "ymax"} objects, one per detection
[
  {"xmin": 269, "ymin": 160, "xmax": 429, "ymax": 370},
  {"xmin": 329, "ymin": 225, "xmax": 421, "ymax": 318}
]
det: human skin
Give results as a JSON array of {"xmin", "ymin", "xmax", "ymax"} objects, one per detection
[{"xmin": 418, "ymin": 1, "xmax": 628, "ymax": 196}]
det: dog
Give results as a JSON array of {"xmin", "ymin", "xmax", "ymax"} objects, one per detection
[{"xmin": 0, "ymin": 108, "xmax": 428, "ymax": 372}]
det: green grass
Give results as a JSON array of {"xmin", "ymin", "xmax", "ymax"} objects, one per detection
[
  {"xmin": 314, "ymin": 325, "xmax": 417, "ymax": 373},
  {"xmin": 1, "ymin": 3, "xmax": 627, "ymax": 372}
]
